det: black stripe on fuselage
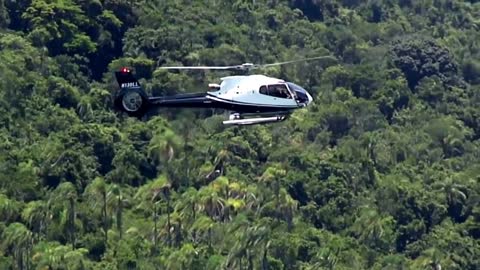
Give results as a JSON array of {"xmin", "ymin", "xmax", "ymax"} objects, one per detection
[{"xmin": 148, "ymin": 93, "xmax": 295, "ymax": 113}]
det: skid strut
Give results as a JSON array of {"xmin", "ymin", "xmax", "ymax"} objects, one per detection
[{"xmin": 229, "ymin": 113, "xmax": 241, "ymax": 120}]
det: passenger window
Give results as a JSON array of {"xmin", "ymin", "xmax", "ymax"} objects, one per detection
[
  {"xmin": 259, "ymin": 86, "xmax": 268, "ymax": 95},
  {"xmin": 267, "ymin": 84, "xmax": 291, "ymax": 99}
]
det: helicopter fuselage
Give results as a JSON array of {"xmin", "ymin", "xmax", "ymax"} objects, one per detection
[
  {"xmin": 114, "ymin": 70, "xmax": 313, "ymax": 125},
  {"xmin": 148, "ymin": 75, "xmax": 312, "ymax": 113}
]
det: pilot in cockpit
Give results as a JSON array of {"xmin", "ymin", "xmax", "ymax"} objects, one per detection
[{"xmin": 278, "ymin": 84, "xmax": 292, "ymax": 99}]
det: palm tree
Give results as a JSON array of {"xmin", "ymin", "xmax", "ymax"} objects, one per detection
[
  {"xmin": 223, "ymin": 219, "xmax": 270, "ymax": 270},
  {"xmin": 211, "ymin": 177, "xmax": 231, "ymax": 222},
  {"xmin": 230, "ymin": 182, "xmax": 258, "ymax": 209},
  {"xmin": 0, "ymin": 193, "xmax": 20, "ymax": 223},
  {"xmin": 197, "ymin": 185, "xmax": 225, "ymax": 222},
  {"xmin": 52, "ymin": 182, "xmax": 78, "ymax": 248},
  {"xmin": 134, "ymin": 179, "xmax": 163, "ymax": 252},
  {"xmin": 169, "ymin": 211, "xmax": 186, "ymax": 247},
  {"xmin": 174, "ymin": 187, "xmax": 200, "ymax": 237},
  {"xmin": 2, "ymin": 222, "xmax": 33, "ymax": 270},
  {"xmin": 259, "ymin": 164, "xmax": 286, "ymax": 204},
  {"xmin": 175, "ymin": 187, "xmax": 199, "ymax": 221},
  {"xmin": 76, "ymin": 95, "xmax": 93, "ymax": 120},
  {"xmin": 84, "ymin": 177, "xmax": 109, "ymax": 247},
  {"xmin": 211, "ymin": 176, "xmax": 230, "ymax": 198},
  {"xmin": 31, "ymin": 241, "xmax": 89, "ymax": 270},
  {"xmin": 165, "ymin": 243, "xmax": 198, "ymax": 270},
  {"xmin": 433, "ymin": 176, "xmax": 468, "ymax": 221},
  {"xmin": 107, "ymin": 184, "xmax": 126, "ymax": 239},
  {"xmin": 212, "ymin": 148, "xmax": 233, "ymax": 176},
  {"xmin": 135, "ymin": 175, "xmax": 174, "ymax": 250},
  {"xmin": 350, "ymin": 205, "xmax": 395, "ymax": 251},
  {"xmin": 148, "ymin": 126, "xmax": 183, "ymax": 167},
  {"xmin": 313, "ymin": 245, "xmax": 340, "ymax": 270},
  {"xmin": 21, "ymin": 200, "xmax": 47, "ymax": 240},
  {"xmin": 150, "ymin": 175, "xmax": 173, "ymax": 247},
  {"xmin": 225, "ymin": 180, "xmax": 259, "ymax": 220},
  {"xmin": 411, "ymin": 247, "xmax": 457, "ymax": 270},
  {"xmin": 277, "ymin": 189, "xmax": 298, "ymax": 232},
  {"xmin": 243, "ymin": 184, "xmax": 260, "ymax": 214},
  {"xmin": 190, "ymin": 215, "xmax": 216, "ymax": 247}
]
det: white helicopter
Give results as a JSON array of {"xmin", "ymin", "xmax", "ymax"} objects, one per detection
[{"xmin": 114, "ymin": 56, "xmax": 332, "ymax": 125}]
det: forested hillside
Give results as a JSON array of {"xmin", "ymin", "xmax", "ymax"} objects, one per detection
[{"xmin": 1, "ymin": 0, "xmax": 480, "ymax": 269}]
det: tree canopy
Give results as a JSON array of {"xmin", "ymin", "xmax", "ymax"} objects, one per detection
[{"xmin": 0, "ymin": 0, "xmax": 479, "ymax": 269}]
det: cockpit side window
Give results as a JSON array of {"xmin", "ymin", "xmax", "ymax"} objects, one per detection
[
  {"xmin": 259, "ymin": 84, "xmax": 292, "ymax": 99},
  {"xmin": 259, "ymin": 85, "xmax": 268, "ymax": 95}
]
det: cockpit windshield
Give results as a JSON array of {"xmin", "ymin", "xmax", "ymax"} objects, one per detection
[{"xmin": 287, "ymin": 82, "xmax": 309, "ymax": 104}]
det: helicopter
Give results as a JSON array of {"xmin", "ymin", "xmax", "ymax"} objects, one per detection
[{"xmin": 113, "ymin": 56, "xmax": 332, "ymax": 125}]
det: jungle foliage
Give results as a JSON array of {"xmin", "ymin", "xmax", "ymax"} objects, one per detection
[{"xmin": 0, "ymin": 0, "xmax": 480, "ymax": 269}]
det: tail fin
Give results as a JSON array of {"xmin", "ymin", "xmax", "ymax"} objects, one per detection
[
  {"xmin": 115, "ymin": 67, "xmax": 141, "ymax": 89},
  {"xmin": 113, "ymin": 67, "xmax": 150, "ymax": 118}
]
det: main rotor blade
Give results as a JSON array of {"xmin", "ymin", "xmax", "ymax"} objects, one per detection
[
  {"xmin": 157, "ymin": 65, "xmax": 239, "ymax": 70},
  {"xmin": 257, "ymin": 55, "xmax": 336, "ymax": 68},
  {"xmin": 156, "ymin": 56, "xmax": 336, "ymax": 71}
]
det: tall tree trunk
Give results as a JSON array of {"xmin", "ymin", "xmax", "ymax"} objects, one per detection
[
  {"xmin": 117, "ymin": 196, "xmax": 123, "ymax": 239},
  {"xmin": 191, "ymin": 202, "xmax": 197, "ymax": 243},
  {"xmin": 208, "ymin": 227, "xmax": 212, "ymax": 248},
  {"xmin": 153, "ymin": 203, "xmax": 158, "ymax": 251},
  {"xmin": 44, "ymin": 204, "xmax": 50, "ymax": 240},
  {"xmin": 17, "ymin": 249, "xmax": 23, "ymax": 270},
  {"xmin": 166, "ymin": 198, "xmax": 171, "ymax": 247},
  {"xmin": 262, "ymin": 246, "xmax": 269, "ymax": 270},
  {"xmin": 192, "ymin": 202, "xmax": 196, "ymax": 220},
  {"xmin": 69, "ymin": 197, "xmax": 75, "ymax": 249},
  {"xmin": 224, "ymin": 185, "xmax": 230, "ymax": 223},
  {"xmin": 247, "ymin": 249, "xmax": 253, "ymax": 270},
  {"xmin": 274, "ymin": 180, "xmax": 280, "ymax": 223},
  {"xmin": 102, "ymin": 192, "xmax": 108, "ymax": 246},
  {"xmin": 26, "ymin": 245, "xmax": 30, "ymax": 270},
  {"xmin": 223, "ymin": 205, "xmax": 230, "ymax": 223}
]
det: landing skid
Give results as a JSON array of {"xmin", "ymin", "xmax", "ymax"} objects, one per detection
[{"xmin": 223, "ymin": 112, "xmax": 288, "ymax": 125}]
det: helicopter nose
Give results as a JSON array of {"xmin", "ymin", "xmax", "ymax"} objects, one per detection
[
  {"xmin": 306, "ymin": 91, "xmax": 313, "ymax": 105},
  {"xmin": 286, "ymin": 82, "xmax": 312, "ymax": 106}
]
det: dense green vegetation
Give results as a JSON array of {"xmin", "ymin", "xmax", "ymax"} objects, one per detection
[{"xmin": 1, "ymin": 0, "xmax": 480, "ymax": 269}]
